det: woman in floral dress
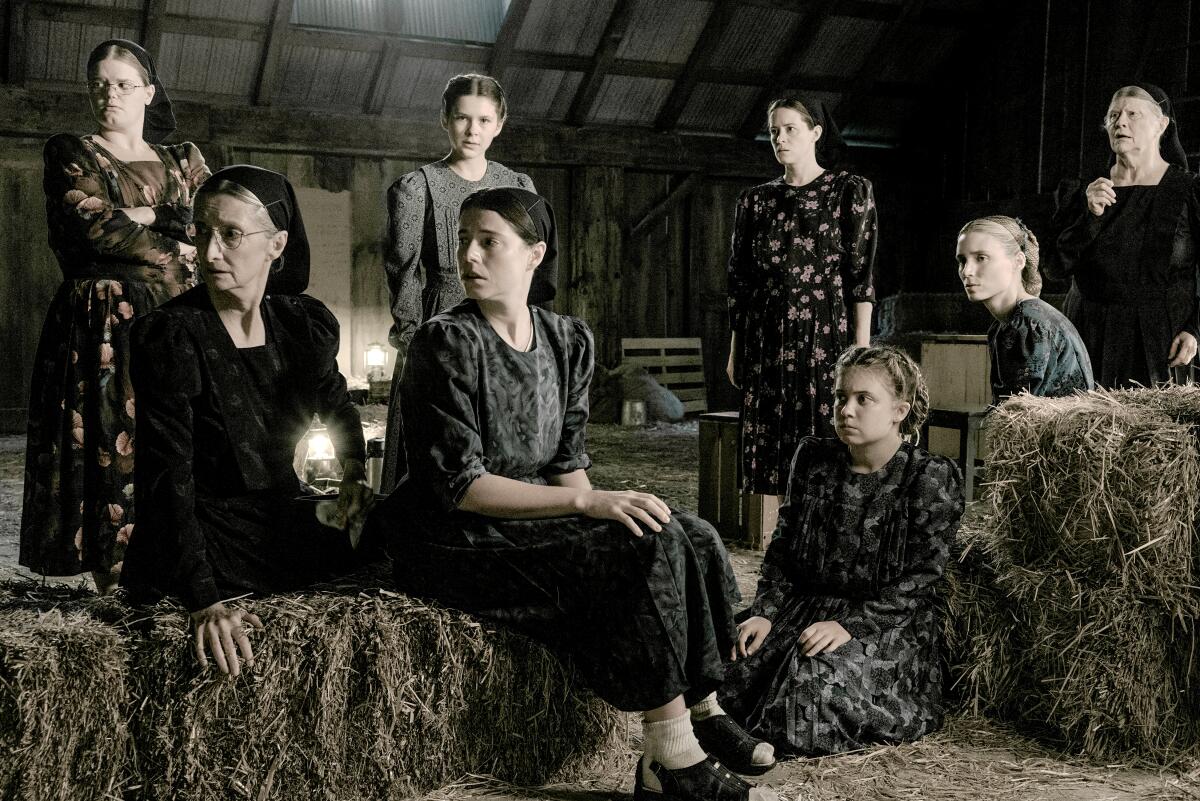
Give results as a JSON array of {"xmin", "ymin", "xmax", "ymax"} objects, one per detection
[
  {"xmin": 727, "ymin": 96, "xmax": 877, "ymax": 500},
  {"xmin": 20, "ymin": 39, "xmax": 209, "ymax": 591}
]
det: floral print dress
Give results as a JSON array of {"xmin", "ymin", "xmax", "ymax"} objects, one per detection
[
  {"xmin": 20, "ymin": 133, "xmax": 209, "ymax": 577},
  {"xmin": 728, "ymin": 171, "xmax": 877, "ymax": 495}
]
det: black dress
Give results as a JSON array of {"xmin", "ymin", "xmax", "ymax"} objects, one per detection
[
  {"xmin": 988, "ymin": 298, "xmax": 1095, "ymax": 406},
  {"xmin": 120, "ymin": 287, "xmax": 365, "ymax": 612},
  {"xmin": 719, "ymin": 438, "xmax": 963, "ymax": 755},
  {"xmin": 373, "ymin": 301, "xmax": 741, "ymax": 712},
  {"xmin": 727, "ymin": 172, "xmax": 877, "ymax": 495},
  {"xmin": 1054, "ymin": 166, "xmax": 1200, "ymax": 388}
]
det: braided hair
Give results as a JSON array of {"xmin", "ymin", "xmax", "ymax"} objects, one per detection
[
  {"xmin": 834, "ymin": 345, "xmax": 929, "ymax": 440},
  {"xmin": 957, "ymin": 215, "xmax": 1042, "ymax": 296}
]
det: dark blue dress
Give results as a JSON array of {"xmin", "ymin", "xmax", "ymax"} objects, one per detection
[{"xmin": 988, "ymin": 298, "xmax": 1095, "ymax": 406}]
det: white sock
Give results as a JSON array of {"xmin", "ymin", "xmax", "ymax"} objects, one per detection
[
  {"xmin": 689, "ymin": 693, "xmax": 776, "ymax": 767},
  {"xmin": 641, "ymin": 712, "xmax": 706, "ymax": 790}
]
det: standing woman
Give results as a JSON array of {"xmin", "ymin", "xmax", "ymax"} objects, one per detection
[
  {"xmin": 21, "ymin": 39, "xmax": 209, "ymax": 592},
  {"xmin": 727, "ymin": 96, "xmax": 877, "ymax": 505},
  {"xmin": 381, "ymin": 73, "xmax": 536, "ymax": 491},
  {"xmin": 1054, "ymin": 84, "xmax": 1200, "ymax": 387}
]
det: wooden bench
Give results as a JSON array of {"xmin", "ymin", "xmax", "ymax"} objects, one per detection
[
  {"xmin": 620, "ymin": 337, "xmax": 707, "ymax": 414},
  {"xmin": 919, "ymin": 404, "xmax": 987, "ymax": 502}
]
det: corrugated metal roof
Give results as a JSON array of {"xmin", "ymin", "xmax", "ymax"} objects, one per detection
[
  {"xmin": 503, "ymin": 65, "xmax": 584, "ymax": 121},
  {"xmin": 291, "ymin": 0, "xmax": 388, "ymax": 31},
  {"xmin": 291, "ymin": 0, "xmax": 506, "ymax": 41},
  {"xmin": 515, "ymin": 0, "xmax": 617, "ymax": 56},
  {"xmin": 155, "ymin": 32, "xmax": 261, "ymax": 97},
  {"xmin": 379, "ymin": 55, "xmax": 486, "ymax": 113},
  {"xmin": 882, "ymin": 24, "xmax": 961, "ymax": 82},
  {"xmin": 165, "ymin": 0, "xmax": 275, "ymax": 23},
  {"xmin": 676, "ymin": 82, "xmax": 759, "ymax": 132},
  {"xmin": 25, "ymin": 19, "xmax": 140, "ymax": 83},
  {"xmin": 705, "ymin": 5, "xmax": 798, "ymax": 72},
  {"xmin": 74, "ymin": 0, "xmax": 141, "ymax": 8},
  {"xmin": 615, "ymin": 0, "xmax": 711, "ymax": 64},
  {"xmin": 275, "ymin": 44, "xmax": 375, "ymax": 110},
  {"xmin": 798, "ymin": 15, "xmax": 887, "ymax": 77},
  {"xmin": 588, "ymin": 75, "xmax": 673, "ymax": 125}
]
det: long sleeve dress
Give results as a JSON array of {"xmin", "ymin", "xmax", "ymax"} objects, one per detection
[
  {"xmin": 719, "ymin": 437, "xmax": 963, "ymax": 755},
  {"xmin": 119, "ymin": 287, "xmax": 366, "ymax": 612},
  {"xmin": 380, "ymin": 159, "xmax": 535, "ymax": 492},
  {"xmin": 728, "ymin": 171, "xmax": 877, "ymax": 496},
  {"xmin": 370, "ymin": 301, "xmax": 741, "ymax": 711},
  {"xmin": 988, "ymin": 298, "xmax": 1094, "ymax": 406},
  {"xmin": 1054, "ymin": 166, "xmax": 1200, "ymax": 388},
  {"xmin": 21, "ymin": 133, "xmax": 209, "ymax": 577}
]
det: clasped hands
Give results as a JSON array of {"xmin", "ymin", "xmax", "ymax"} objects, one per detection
[{"xmin": 731, "ymin": 616, "xmax": 851, "ymax": 660}]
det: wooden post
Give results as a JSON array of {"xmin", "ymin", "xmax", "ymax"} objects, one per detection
[{"xmin": 567, "ymin": 165, "xmax": 624, "ymax": 367}]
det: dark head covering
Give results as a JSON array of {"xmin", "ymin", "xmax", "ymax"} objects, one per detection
[
  {"xmin": 461, "ymin": 187, "xmax": 558, "ymax": 305},
  {"xmin": 1107, "ymin": 83, "xmax": 1188, "ymax": 171},
  {"xmin": 86, "ymin": 39, "xmax": 176, "ymax": 144},
  {"xmin": 196, "ymin": 165, "xmax": 310, "ymax": 295},
  {"xmin": 769, "ymin": 94, "xmax": 847, "ymax": 166}
]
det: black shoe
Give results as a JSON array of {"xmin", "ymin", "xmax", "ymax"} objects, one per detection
[
  {"xmin": 634, "ymin": 755, "xmax": 753, "ymax": 801},
  {"xmin": 693, "ymin": 714, "xmax": 776, "ymax": 776}
]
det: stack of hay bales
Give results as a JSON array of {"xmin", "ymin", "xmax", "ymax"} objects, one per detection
[
  {"xmin": 0, "ymin": 582, "xmax": 627, "ymax": 800},
  {"xmin": 948, "ymin": 386, "xmax": 1200, "ymax": 763}
]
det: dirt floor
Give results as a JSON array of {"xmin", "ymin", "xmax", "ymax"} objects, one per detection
[{"xmin": 2, "ymin": 422, "xmax": 1199, "ymax": 799}]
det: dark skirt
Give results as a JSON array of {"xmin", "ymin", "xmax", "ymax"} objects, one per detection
[{"xmin": 376, "ymin": 497, "xmax": 740, "ymax": 712}]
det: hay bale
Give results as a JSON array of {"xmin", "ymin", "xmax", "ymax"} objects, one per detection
[
  {"xmin": 949, "ymin": 387, "xmax": 1200, "ymax": 763},
  {"xmin": 0, "ymin": 586, "xmax": 129, "ymax": 801}
]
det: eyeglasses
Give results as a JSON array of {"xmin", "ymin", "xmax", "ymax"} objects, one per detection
[
  {"xmin": 190, "ymin": 223, "xmax": 275, "ymax": 250},
  {"xmin": 86, "ymin": 80, "xmax": 149, "ymax": 96}
]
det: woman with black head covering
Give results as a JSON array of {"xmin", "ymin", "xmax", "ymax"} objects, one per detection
[
  {"xmin": 726, "ymin": 96, "xmax": 878, "ymax": 507},
  {"xmin": 120, "ymin": 166, "xmax": 372, "ymax": 677},
  {"xmin": 21, "ymin": 39, "xmax": 210, "ymax": 593},
  {"xmin": 1052, "ymin": 83, "xmax": 1199, "ymax": 387},
  {"xmin": 371, "ymin": 188, "xmax": 778, "ymax": 799}
]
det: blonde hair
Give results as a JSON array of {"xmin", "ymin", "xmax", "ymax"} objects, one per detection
[
  {"xmin": 957, "ymin": 215, "xmax": 1042, "ymax": 296},
  {"xmin": 1102, "ymin": 86, "xmax": 1166, "ymax": 131},
  {"xmin": 196, "ymin": 178, "xmax": 279, "ymax": 235},
  {"xmin": 834, "ymin": 345, "xmax": 929, "ymax": 439}
]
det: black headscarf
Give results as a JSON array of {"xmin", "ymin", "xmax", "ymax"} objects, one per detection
[
  {"xmin": 770, "ymin": 94, "xmax": 847, "ymax": 167},
  {"xmin": 86, "ymin": 39, "xmax": 176, "ymax": 144},
  {"xmin": 461, "ymin": 187, "xmax": 558, "ymax": 305},
  {"xmin": 1133, "ymin": 83, "xmax": 1188, "ymax": 171},
  {"xmin": 196, "ymin": 165, "xmax": 311, "ymax": 295}
]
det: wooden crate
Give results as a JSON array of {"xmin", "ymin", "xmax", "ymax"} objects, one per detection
[
  {"xmin": 698, "ymin": 411, "xmax": 778, "ymax": 550},
  {"xmin": 919, "ymin": 334, "xmax": 991, "ymax": 463},
  {"xmin": 621, "ymin": 337, "xmax": 708, "ymax": 414}
]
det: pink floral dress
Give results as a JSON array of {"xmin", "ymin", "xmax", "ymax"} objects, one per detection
[
  {"xmin": 727, "ymin": 171, "xmax": 877, "ymax": 495},
  {"xmin": 20, "ymin": 133, "xmax": 209, "ymax": 577}
]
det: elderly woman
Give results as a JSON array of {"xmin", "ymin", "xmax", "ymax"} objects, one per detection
[
  {"xmin": 371, "ymin": 187, "xmax": 777, "ymax": 800},
  {"xmin": 21, "ymin": 39, "xmax": 208, "ymax": 593},
  {"xmin": 1054, "ymin": 83, "xmax": 1200, "ymax": 387},
  {"xmin": 120, "ymin": 166, "xmax": 372, "ymax": 676}
]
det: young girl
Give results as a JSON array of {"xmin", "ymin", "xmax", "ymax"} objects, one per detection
[
  {"xmin": 719, "ymin": 345, "xmax": 964, "ymax": 755},
  {"xmin": 957, "ymin": 216, "xmax": 1093, "ymax": 405},
  {"xmin": 381, "ymin": 73, "xmax": 536, "ymax": 491},
  {"xmin": 371, "ymin": 188, "xmax": 776, "ymax": 800}
]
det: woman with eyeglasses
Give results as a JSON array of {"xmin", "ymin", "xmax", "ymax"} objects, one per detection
[
  {"xmin": 21, "ymin": 39, "xmax": 209, "ymax": 593},
  {"xmin": 120, "ymin": 165, "xmax": 372, "ymax": 676}
]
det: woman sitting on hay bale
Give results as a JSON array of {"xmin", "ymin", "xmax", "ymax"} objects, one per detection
[
  {"xmin": 120, "ymin": 166, "xmax": 374, "ymax": 676},
  {"xmin": 719, "ymin": 345, "xmax": 964, "ymax": 756},
  {"xmin": 370, "ymin": 187, "xmax": 777, "ymax": 801},
  {"xmin": 956, "ymin": 215, "xmax": 1094, "ymax": 406}
]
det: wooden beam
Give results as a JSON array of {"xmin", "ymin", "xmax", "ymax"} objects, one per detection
[
  {"xmin": 288, "ymin": 25, "xmax": 489, "ymax": 63},
  {"xmin": 655, "ymin": 0, "xmax": 738, "ymax": 131},
  {"xmin": 254, "ymin": 0, "xmax": 295, "ymax": 106},
  {"xmin": 6, "ymin": 0, "xmax": 27, "ymax": 85},
  {"xmin": 487, "ymin": 0, "xmax": 532, "ymax": 81},
  {"xmin": 363, "ymin": 39, "xmax": 401, "ymax": 115},
  {"xmin": 737, "ymin": 0, "xmax": 969, "ymax": 27},
  {"xmin": 567, "ymin": 0, "xmax": 634, "ymax": 126},
  {"xmin": 833, "ymin": 0, "xmax": 925, "ymax": 129},
  {"xmin": 629, "ymin": 173, "xmax": 701, "ymax": 239},
  {"xmin": 736, "ymin": 0, "xmax": 842, "ymax": 139},
  {"xmin": 141, "ymin": 0, "xmax": 169, "ymax": 61}
]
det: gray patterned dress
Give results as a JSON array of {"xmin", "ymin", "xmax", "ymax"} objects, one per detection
[
  {"xmin": 372, "ymin": 301, "xmax": 742, "ymax": 711},
  {"xmin": 988, "ymin": 298, "xmax": 1094, "ymax": 406},
  {"xmin": 719, "ymin": 437, "xmax": 963, "ymax": 755},
  {"xmin": 382, "ymin": 159, "xmax": 535, "ymax": 490}
]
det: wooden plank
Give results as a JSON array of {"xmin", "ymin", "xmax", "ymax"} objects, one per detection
[
  {"xmin": 7, "ymin": 0, "xmax": 26, "ymax": 85},
  {"xmin": 363, "ymin": 39, "xmax": 401, "ymax": 116},
  {"xmin": 622, "ymin": 336, "xmax": 702, "ymax": 350},
  {"xmin": 623, "ymin": 354, "xmax": 703, "ymax": 368},
  {"xmin": 672, "ymin": 388, "xmax": 708, "ymax": 401},
  {"xmin": 568, "ymin": 165, "xmax": 624, "ymax": 365},
  {"xmin": 487, "ymin": 0, "xmax": 532, "ymax": 81},
  {"xmin": 141, "ymin": 0, "xmax": 169, "ymax": 60},
  {"xmin": 683, "ymin": 398, "xmax": 710, "ymax": 413},
  {"xmin": 628, "ymin": 173, "xmax": 700, "ymax": 240},
  {"xmin": 655, "ymin": 0, "xmax": 737, "ymax": 131},
  {"xmin": 567, "ymin": 0, "xmax": 633, "ymax": 126},
  {"xmin": 255, "ymin": 0, "xmax": 295, "ymax": 107}
]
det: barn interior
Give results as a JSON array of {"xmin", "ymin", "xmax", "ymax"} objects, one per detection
[{"xmin": 3, "ymin": 0, "xmax": 1200, "ymax": 799}]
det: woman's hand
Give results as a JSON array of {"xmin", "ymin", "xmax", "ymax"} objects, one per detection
[
  {"xmin": 190, "ymin": 602, "xmax": 264, "ymax": 676},
  {"xmin": 726, "ymin": 350, "xmax": 740, "ymax": 389},
  {"xmin": 732, "ymin": 615, "xmax": 772, "ymax": 660},
  {"xmin": 799, "ymin": 620, "xmax": 851, "ymax": 657},
  {"xmin": 333, "ymin": 458, "xmax": 374, "ymax": 530},
  {"xmin": 120, "ymin": 206, "xmax": 156, "ymax": 225},
  {"xmin": 1169, "ymin": 330, "xmax": 1199, "ymax": 368},
  {"xmin": 1085, "ymin": 177, "xmax": 1116, "ymax": 216},
  {"xmin": 576, "ymin": 489, "xmax": 671, "ymax": 538}
]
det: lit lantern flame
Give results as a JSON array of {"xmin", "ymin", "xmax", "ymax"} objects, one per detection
[
  {"xmin": 306, "ymin": 431, "xmax": 335, "ymax": 461},
  {"xmin": 365, "ymin": 342, "xmax": 388, "ymax": 369}
]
